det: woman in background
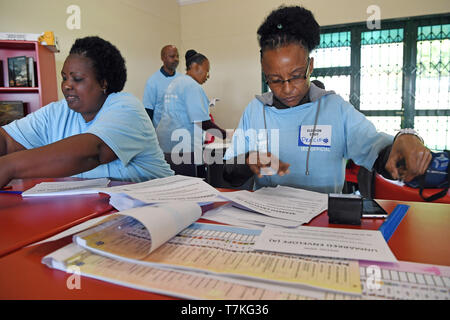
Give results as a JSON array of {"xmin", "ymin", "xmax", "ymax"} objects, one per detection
[
  {"xmin": 156, "ymin": 49, "xmax": 227, "ymax": 161},
  {"xmin": 0, "ymin": 36, "xmax": 173, "ymax": 187}
]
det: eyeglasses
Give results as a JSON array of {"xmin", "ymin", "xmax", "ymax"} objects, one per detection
[{"xmin": 265, "ymin": 58, "xmax": 311, "ymax": 88}]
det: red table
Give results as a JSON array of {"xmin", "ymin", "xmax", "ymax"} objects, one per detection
[
  {"xmin": 0, "ymin": 178, "xmax": 114, "ymax": 258},
  {"xmin": 0, "ymin": 180, "xmax": 449, "ymax": 299}
]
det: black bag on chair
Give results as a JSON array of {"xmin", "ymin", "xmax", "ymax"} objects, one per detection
[{"xmin": 404, "ymin": 150, "xmax": 450, "ymax": 202}]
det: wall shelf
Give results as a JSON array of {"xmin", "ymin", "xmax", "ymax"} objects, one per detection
[{"xmin": 0, "ymin": 40, "xmax": 57, "ymax": 115}]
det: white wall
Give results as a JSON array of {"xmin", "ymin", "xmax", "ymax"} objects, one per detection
[{"xmin": 0, "ymin": 0, "xmax": 182, "ymax": 101}]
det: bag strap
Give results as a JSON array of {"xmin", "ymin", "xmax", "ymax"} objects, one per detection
[{"xmin": 418, "ymin": 150, "xmax": 450, "ymax": 202}]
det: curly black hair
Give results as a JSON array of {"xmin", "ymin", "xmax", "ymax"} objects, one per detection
[
  {"xmin": 69, "ymin": 36, "xmax": 126, "ymax": 94},
  {"xmin": 257, "ymin": 5, "xmax": 320, "ymax": 54},
  {"xmin": 185, "ymin": 49, "xmax": 207, "ymax": 70}
]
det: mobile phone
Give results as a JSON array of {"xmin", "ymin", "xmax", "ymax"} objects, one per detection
[{"xmin": 362, "ymin": 199, "xmax": 388, "ymax": 218}]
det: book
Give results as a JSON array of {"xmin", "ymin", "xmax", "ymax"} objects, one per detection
[
  {"xmin": 0, "ymin": 60, "xmax": 3, "ymax": 87},
  {"xmin": 7, "ymin": 56, "xmax": 29, "ymax": 87},
  {"xmin": 27, "ymin": 57, "xmax": 37, "ymax": 87},
  {"xmin": 0, "ymin": 101, "xmax": 25, "ymax": 125}
]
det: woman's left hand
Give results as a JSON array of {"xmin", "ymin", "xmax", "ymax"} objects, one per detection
[
  {"xmin": 385, "ymin": 134, "xmax": 432, "ymax": 182},
  {"xmin": 0, "ymin": 157, "xmax": 14, "ymax": 188}
]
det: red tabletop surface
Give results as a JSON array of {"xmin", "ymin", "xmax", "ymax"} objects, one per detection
[
  {"xmin": 0, "ymin": 178, "xmax": 114, "ymax": 258},
  {"xmin": 0, "ymin": 181, "xmax": 449, "ymax": 299}
]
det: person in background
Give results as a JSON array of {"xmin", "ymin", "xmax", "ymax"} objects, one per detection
[
  {"xmin": 143, "ymin": 45, "xmax": 180, "ymax": 128},
  {"xmin": 156, "ymin": 49, "xmax": 227, "ymax": 158},
  {"xmin": 223, "ymin": 5, "xmax": 431, "ymax": 193},
  {"xmin": 0, "ymin": 36, "xmax": 173, "ymax": 187}
]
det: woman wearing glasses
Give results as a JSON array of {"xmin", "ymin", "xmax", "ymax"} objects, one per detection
[
  {"xmin": 156, "ymin": 49, "xmax": 227, "ymax": 161},
  {"xmin": 223, "ymin": 5, "xmax": 431, "ymax": 193}
]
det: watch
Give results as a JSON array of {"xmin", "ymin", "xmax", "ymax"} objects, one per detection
[{"xmin": 394, "ymin": 128, "xmax": 424, "ymax": 143}]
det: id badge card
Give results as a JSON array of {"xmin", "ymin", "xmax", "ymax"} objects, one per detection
[{"xmin": 298, "ymin": 125, "xmax": 332, "ymax": 148}]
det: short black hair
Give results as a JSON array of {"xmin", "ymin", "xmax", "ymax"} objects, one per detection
[
  {"xmin": 257, "ymin": 5, "xmax": 320, "ymax": 54},
  {"xmin": 185, "ymin": 49, "xmax": 207, "ymax": 70},
  {"xmin": 70, "ymin": 36, "xmax": 127, "ymax": 94}
]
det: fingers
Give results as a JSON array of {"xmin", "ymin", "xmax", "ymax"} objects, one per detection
[
  {"xmin": 418, "ymin": 150, "xmax": 432, "ymax": 174},
  {"xmin": 248, "ymin": 164, "xmax": 262, "ymax": 178},
  {"xmin": 246, "ymin": 152, "xmax": 290, "ymax": 178},
  {"xmin": 387, "ymin": 134, "xmax": 432, "ymax": 182},
  {"xmin": 385, "ymin": 154, "xmax": 401, "ymax": 180},
  {"xmin": 277, "ymin": 161, "xmax": 291, "ymax": 176},
  {"xmin": 402, "ymin": 150, "xmax": 432, "ymax": 182}
]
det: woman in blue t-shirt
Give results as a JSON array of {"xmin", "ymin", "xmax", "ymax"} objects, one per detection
[
  {"xmin": 156, "ymin": 49, "xmax": 227, "ymax": 158},
  {"xmin": 0, "ymin": 36, "xmax": 173, "ymax": 187},
  {"xmin": 223, "ymin": 5, "xmax": 432, "ymax": 193}
]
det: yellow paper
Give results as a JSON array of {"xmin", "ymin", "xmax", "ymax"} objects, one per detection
[
  {"xmin": 77, "ymin": 221, "xmax": 361, "ymax": 295},
  {"xmin": 63, "ymin": 249, "xmax": 317, "ymax": 300}
]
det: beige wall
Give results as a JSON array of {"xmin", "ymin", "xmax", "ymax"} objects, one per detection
[
  {"xmin": 1, "ymin": 0, "xmax": 449, "ymax": 129},
  {"xmin": 179, "ymin": 0, "xmax": 450, "ymax": 129},
  {"xmin": 0, "ymin": 0, "xmax": 181, "ymax": 101}
]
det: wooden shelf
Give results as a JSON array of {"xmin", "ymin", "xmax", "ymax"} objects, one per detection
[
  {"xmin": 0, "ymin": 40, "xmax": 57, "ymax": 115},
  {"xmin": 0, "ymin": 87, "xmax": 39, "ymax": 93}
]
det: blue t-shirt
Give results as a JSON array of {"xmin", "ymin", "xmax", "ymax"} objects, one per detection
[
  {"xmin": 155, "ymin": 74, "xmax": 211, "ymax": 153},
  {"xmin": 143, "ymin": 68, "xmax": 180, "ymax": 128},
  {"xmin": 3, "ymin": 92, "xmax": 174, "ymax": 182},
  {"xmin": 224, "ymin": 93, "xmax": 393, "ymax": 193}
]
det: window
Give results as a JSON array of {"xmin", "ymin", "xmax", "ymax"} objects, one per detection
[{"xmin": 263, "ymin": 13, "xmax": 450, "ymax": 151}]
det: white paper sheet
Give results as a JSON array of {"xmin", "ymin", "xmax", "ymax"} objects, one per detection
[
  {"xmin": 75, "ymin": 202, "xmax": 202, "ymax": 258},
  {"xmin": 254, "ymin": 226, "xmax": 398, "ymax": 263},
  {"xmin": 98, "ymin": 175, "xmax": 223, "ymax": 204},
  {"xmin": 22, "ymin": 178, "xmax": 110, "ymax": 197},
  {"xmin": 202, "ymin": 204, "xmax": 303, "ymax": 229},
  {"xmin": 220, "ymin": 185, "xmax": 327, "ymax": 223}
]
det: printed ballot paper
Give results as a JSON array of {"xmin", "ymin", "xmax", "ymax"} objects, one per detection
[
  {"xmin": 202, "ymin": 203, "xmax": 302, "ymax": 229},
  {"xmin": 221, "ymin": 185, "xmax": 327, "ymax": 224},
  {"xmin": 98, "ymin": 175, "xmax": 223, "ymax": 209},
  {"xmin": 254, "ymin": 226, "xmax": 398, "ymax": 263},
  {"xmin": 75, "ymin": 202, "xmax": 202, "ymax": 261}
]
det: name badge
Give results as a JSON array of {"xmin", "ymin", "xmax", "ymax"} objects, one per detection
[{"xmin": 298, "ymin": 125, "xmax": 332, "ymax": 148}]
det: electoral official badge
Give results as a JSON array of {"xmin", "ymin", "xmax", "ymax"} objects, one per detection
[{"xmin": 298, "ymin": 125, "xmax": 332, "ymax": 148}]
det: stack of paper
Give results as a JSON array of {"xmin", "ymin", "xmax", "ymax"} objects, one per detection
[
  {"xmin": 219, "ymin": 185, "xmax": 327, "ymax": 226},
  {"xmin": 43, "ymin": 203, "xmax": 364, "ymax": 298},
  {"xmin": 202, "ymin": 203, "xmax": 302, "ymax": 229},
  {"xmin": 22, "ymin": 178, "xmax": 110, "ymax": 197},
  {"xmin": 98, "ymin": 175, "xmax": 225, "ymax": 211}
]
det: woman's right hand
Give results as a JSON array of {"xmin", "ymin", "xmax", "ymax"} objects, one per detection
[{"xmin": 246, "ymin": 151, "xmax": 290, "ymax": 178}]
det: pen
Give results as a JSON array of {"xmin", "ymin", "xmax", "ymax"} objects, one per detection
[{"xmin": 0, "ymin": 190, "xmax": 22, "ymax": 195}]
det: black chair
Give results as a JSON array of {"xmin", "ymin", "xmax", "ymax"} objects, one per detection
[{"xmin": 203, "ymin": 146, "xmax": 254, "ymax": 190}]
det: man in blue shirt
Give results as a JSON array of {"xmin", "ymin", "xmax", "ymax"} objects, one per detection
[{"xmin": 143, "ymin": 45, "xmax": 180, "ymax": 128}]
